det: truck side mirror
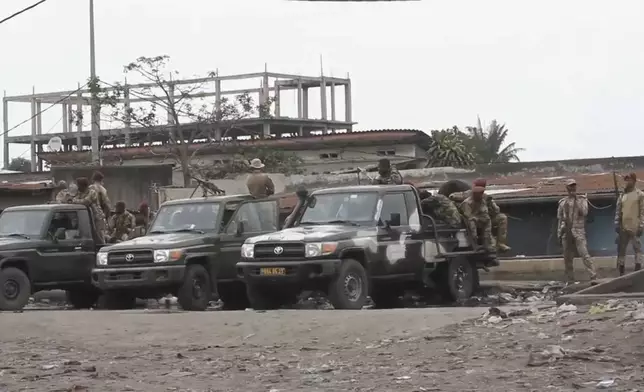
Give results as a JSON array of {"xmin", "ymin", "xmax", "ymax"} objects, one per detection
[
  {"xmin": 387, "ymin": 213, "xmax": 401, "ymax": 227},
  {"xmin": 236, "ymin": 220, "xmax": 245, "ymax": 236}
]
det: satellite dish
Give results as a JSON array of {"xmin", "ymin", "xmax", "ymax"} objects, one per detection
[{"xmin": 47, "ymin": 136, "xmax": 62, "ymax": 152}]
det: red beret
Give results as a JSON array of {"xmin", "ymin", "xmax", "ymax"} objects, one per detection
[{"xmin": 473, "ymin": 178, "xmax": 487, "ymax": 187}]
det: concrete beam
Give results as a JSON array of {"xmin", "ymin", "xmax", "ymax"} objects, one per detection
[
  {"xmin": 556, "ymin": 293, "xmax": 644, "ymax": 306},
  {"xmin": 3, "ymin": 97, "xmax": 8, "ymax": 168}
]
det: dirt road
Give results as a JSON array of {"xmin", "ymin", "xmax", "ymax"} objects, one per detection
[{"xmin": 1, "ymin": 303, "xmax": 642, "ymax": 391}]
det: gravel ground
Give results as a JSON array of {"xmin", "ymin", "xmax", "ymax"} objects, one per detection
[{"xmin": 1, "ymin": 300, "xmax": 643, "ymax": 392}]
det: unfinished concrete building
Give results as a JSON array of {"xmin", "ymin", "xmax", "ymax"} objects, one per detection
[{"xmin": 2, "ymin": 70, "xmax": 354, "ymax": 175}]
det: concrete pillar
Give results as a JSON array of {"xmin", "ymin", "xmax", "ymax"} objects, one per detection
[
  {"xmin": 262, "ymin": 123, "xmax": 271, "ymax": 138},
  {"xmin": 297, "ymin": 79, "xmax": 303, "ymax": 119},
  {"xmin": 30, "ymin": 98, "xmax": 37, "ymax": 172},
  {"xmin": 320, "ymin": 77, "xmax": 327, "ymax": 120},
  {"xmin": 298, "ymin": 126, "xmax": 304, "ymax": 137},
  {"xmin": 274, "ymin": 83, "xmax": 281, "ymax": 118},
  {"xmin": 167, "ymin": 83, "xmax": 175, "ymax": 124},
  {"xmin": 303, "ymin": 88, "xmax": 309, "ymax": 119},
  {"xmin": 3, "ymin": 96, "xmax": 8, "ymax": 169},
  {"xmin": 76, "ymin": 83, "xmax": 83, "ymax": 150},
  {"xmin": 36, "ymin": 100, "xmax": 43, "ymax": 171},
  {"xmin": 214, "ymin": 127, "xmax": 222, "ymax": 141},
  {"xmin": 330, "ymin": 82, "xmax": 336, "ymax": 121},
  {"xmin": 215, "ymin": 79, "xmax": 222, "ymax": 121},
  {"xmin": 123, "ymin": 86, "xmax": 131, "ymax": 145},
  {"xmin": 62, "ymin": 103, "xmax": 69, "ymax": 133},
  {"xmin": 345, "ymin": 81, "xmax": 352, "ymax": 127},
  {"xmin": 262, "ymin": 72, "xmax": 270, "ymax": 116}
]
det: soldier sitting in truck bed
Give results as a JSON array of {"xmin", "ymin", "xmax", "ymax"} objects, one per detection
[{"xmin": 418, "ymin": 190, "xmax": 462, "ymax": 229}]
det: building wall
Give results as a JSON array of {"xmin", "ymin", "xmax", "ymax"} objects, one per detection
[
  {"xmin": 116, "ymin": 143, "xmax": 424, "ymax": 185},
  {"xmin": 502, "ymin": 199, "xmax": 624, "ymax": 258}
]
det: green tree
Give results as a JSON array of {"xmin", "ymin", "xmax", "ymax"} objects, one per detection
[
  {"xmin": 4, "ymin": 157, "xmax": 31, "ymax": 172},
  {"xmin": 465, "ymin": 118, "xmax": 524, "ymax": 163},
  {"xmin": 426, "ymin": 127, "xmax": 475, "ymax": 168},
  {"xmin": 93, "ymin": 55, "xmax": 302, "ymax": 186}
]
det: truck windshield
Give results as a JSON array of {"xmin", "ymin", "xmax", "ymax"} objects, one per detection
[
  {"xmin": 149, "ymin": 202, "xmax": 221, "ymax": 233},
  {"xmin": 0, "ymin": 210, "xmax": 49, "ymax": 238},
  {"xmin": 299, "ymin": 192, "xmax": 378, "ymax": 225}
]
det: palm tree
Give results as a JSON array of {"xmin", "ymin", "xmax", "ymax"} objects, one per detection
[
  {"xmin": 466, "ymin": 118, "xmax": 524, "ymax": 163},
  {"xmin": 426, "ymin": 127, "xmax": 475, "ymax": 168}
]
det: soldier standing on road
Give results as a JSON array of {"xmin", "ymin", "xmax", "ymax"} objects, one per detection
[
  {"xmin": 372, "ymin": 159, "xmax": 403, "ymax": 185},
  {"xmin": 53, "ymin": 180, "xmax": 71, "ymax": 203},
  {"xmin": 107, "ymin": 201, "xmax": 136, "ymax": 243},
  {"xmin": 460, "ymin": 184, "xmax": 495, "ymax": 252},
  {"xmin": 90, "ymin": 171, "xmax": 111, "ymax": 220},
  {"xmin": 450, "ymin": 178, "xmax": 511, "ymax": 252},
  {"xmin": 557, "ymin": 179, "xmax": 597, "ymax": 283},
  {"xmin": 73, "ymin": 177, "xmax": 107, "ymax": 242},
  {"xmin": 615, "ymin": 172, "xmax": 644, "ymax": 276},
  {"xmin": 246, "ymin": 158, "xmax": 275, "ymax": 198}
]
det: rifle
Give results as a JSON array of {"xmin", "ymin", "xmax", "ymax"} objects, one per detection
[{"xmin": 189, "ymin": 176, "xmax": 225, "ymax": 198}]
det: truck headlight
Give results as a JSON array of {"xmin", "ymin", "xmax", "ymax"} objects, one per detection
[
  {"xmin": 153, "ymin": 249, "xmax": 184, "ymax": 263},
  {"xmin": 305, "ymin": 242, "xmax": 338, "ymax": 258},
  {"xmin": 241, "ymin": 243, "xmax": 254, "ymax": 258},
  {"xmin": 96, "ymin": 252, "xmax": 108, "ymax": 266}
]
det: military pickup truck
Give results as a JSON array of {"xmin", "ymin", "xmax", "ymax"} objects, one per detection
[
  {"xmin": 91, "ymin": 194, "xmax": 291, "ymax": 311},
  {"xmin": 0, "ymin": 203, "xmax": 104, "ymax": 311},
  {"xmin": 237, "ymin": 184, "xmax": 499, "ymax": 310}
]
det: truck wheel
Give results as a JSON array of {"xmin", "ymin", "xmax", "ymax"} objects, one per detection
[
  {"xmin": 328, "ymin": 259, "xmax": 368, "ymax": 310},
  {"xmin": 0, "ymin": 267, "xmax": 31, "ymax": 311},
  {"xmin": 66, "ymin": 288, "xmax": 100, "ymax": 309},
  {"xmin": 99, "ymin": 291, "xmax": 137, "ymax": 310},
  {"xmin": 178, "ymin": 264, "xmax": 211, "ymax": 311},
  {"xmin": 441, "ymin": 256, "xmax": 476, "ymax": 302}
]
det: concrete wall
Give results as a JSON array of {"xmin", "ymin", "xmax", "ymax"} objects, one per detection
[
  {"xmin": 51, "ymin": 165, "xmax": 174, "ymax": 211},
  {"xmin": 0, "ymin": 190, "xmax": 53, "ymax": 210}
]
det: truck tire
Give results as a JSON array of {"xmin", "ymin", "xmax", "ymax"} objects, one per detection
[
  {"xmin": 441, "ymin": 256, "xmax": 477, "ymax": 302},
  {"xmin": 328, "ymin": 259, "xmax": 368, "ymax": 310},
  {"xmin": 99, "ymin": 291, "xmax": 137, "ymax": 310},
  {"xmin": 66, "ymin": 288, "xmax": 101, "ymax": 309},
  {"xmin": 246, "ymin": 284, "xmax": 294, "ymax": 310},
  {"xmin": 0, "ymin": 267, "xmax": 31, "ymax": 311},
  {"xmin": 178, "ymin": 264, "xmax": 211, "ymax": 311}
]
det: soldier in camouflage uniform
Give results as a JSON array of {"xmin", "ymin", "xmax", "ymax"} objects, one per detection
[
  {"xmin": 371, "ymin": 159, "xmax": 403, "ymax": 185},
  {"xmin": 450, "ymin": 178, "xmax": 511, "ymax": 252},
  {"xmin": 460, "ymin": 185, "xmax": 495, "ymax": 252},
  {"xmin": 107, "ymin": 201, "xmax": 136, "ymax": 243},
  {"xmin": 90, "ymin": 171, "xmax": 111, "ymax": 220},
  {"xmin": 614, "ymin": 172, "xmax": 644, "ymax": 276},
  {"xmin": 54, "ymin": 180, "xmax": 72, "ymax": 203},
  {"xmin": 557, "ymin": 179, "xmax": 597, "ymax": 282},
  {"xmin": 420, "ymin": 193, "xmax": 462, "ymax": 228},
  {"xmin": 73, "ymin": 177, "xmax": 107, "ymax": 242}
]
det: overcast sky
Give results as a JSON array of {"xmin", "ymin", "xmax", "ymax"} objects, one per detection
[{"xmin": 1, "ymin": 0, "xmax": 643, "ymax": 164}]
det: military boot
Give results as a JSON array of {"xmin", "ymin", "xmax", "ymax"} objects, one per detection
[
  {"xmin": 497, "ymin": 243, "xmax": 511, "ymax": 253},
  {"xmin": 619, "ymin": 265, "xmax": 626, "ymax": 276}
]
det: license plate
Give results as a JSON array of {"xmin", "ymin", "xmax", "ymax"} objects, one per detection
[
  {"xmin": 116, "ymin": 274, "xmax": 134, "ymax": 280},
  {"xmin": 260, "ymin": 267, "xmax": 286, "ymax": 276}
]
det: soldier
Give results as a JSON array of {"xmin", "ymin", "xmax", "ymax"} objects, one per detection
[
  {"xmin": 420, "ymin": 192, "xmax": 462, "ymax": 228},
  {"xmin": 90, "ymin": 171, "xmax": 111, "ymax": 220},
  {"xmin": 450, "ymin": 178, "xmax": 511, "ymax": 252},
  {"xmin": 615, "ymin": 172, "xmax": 644, "ymax": 276},
  {"xmin": 107, "ymin": 201, "xmax": 136, "ymax": 243},
  {"xmin": 139, "ymin": 201, "xmax": 155, "ymax": 232},
  {"xmin": 54, "ymin": 180, "xmax": 72, "ymax": 203},
  {"xmin": 460, "ymin": 185, "xmax": 495, "ymax": 252},
  {"xmin": 73, "ymin": 177, "xmax": 107, "ymax": 242},
  {"xmin": 372, "ymin": 159, "xmax": 403, "ymax": 185},
  {"xmin": 557, "ymin": 179, "xmax": 597, "ymax": 282},
  {"xmin": 246, "ymin": 158, "xmax": 275, "ymax": 198}
]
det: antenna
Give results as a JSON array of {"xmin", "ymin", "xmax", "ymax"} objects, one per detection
[{"xmin": 320, "ymin": 54, "xmax": 324, "ymax": 76}]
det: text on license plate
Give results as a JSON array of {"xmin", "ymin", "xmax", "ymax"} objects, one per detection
[{"xmin": 260, "ymin": 267, "xmax": 286, "ymax": 276}]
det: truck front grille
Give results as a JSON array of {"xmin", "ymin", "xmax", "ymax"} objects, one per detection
[
  {"xmin": 254, "ymin": 243, "xmax": 305, "ymax": 260},
  {"xmin": 108, "ymin": 250, "xmax": 154, "ymax": 265}
]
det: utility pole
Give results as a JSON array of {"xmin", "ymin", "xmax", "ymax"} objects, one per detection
[{"xmin": 89, "ymin": 0, "xmax": 100, "ymax": 164}]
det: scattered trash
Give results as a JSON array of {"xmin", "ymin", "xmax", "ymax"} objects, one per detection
[
  {"xmin": 557, "ymin": 304, "xmax": 577, "ymax": 313},
  {"xmin": 596, "ymin": 379, "xmax": 616, "ymax": 388}
]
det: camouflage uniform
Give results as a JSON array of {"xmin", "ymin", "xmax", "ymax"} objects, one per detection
[
  {"xmin": 615, "ymin": 187, "xmax": 644, "ymax": 271},
  {"xmin": 460, "ymin": 196, "xmax": 494, "ymax": 252},
  {"xmin": 90, "ymin": 183, "xmax": 111, "ymax": 218},
  {"xmin": 108, "ymin": 211, "xmax": 136, "ymax": 242},
  {"xmin": 372, "ymin": 169, "xmax": 403, "ymax": 185},
  {"xmin": 451, "ymin": 190, "xmax": 510, "ymax": 251},
  {"xmin": 73, "ymin": 187, "xmax": 107, "ymax": 241},
  {"xmin": 55, "ymin": 189, "xmax": 72, "ymax": 203},
  {"xmin": 557, "ymin": 195, "xmax": 596, "ymax": 281},
  {"xmin": 422, "ymin": 194, "xmax": 461, "ymax": 227}
]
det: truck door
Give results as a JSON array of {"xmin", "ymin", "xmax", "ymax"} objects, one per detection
[
  {"xmin": 219, "ymin": 200, "xmax": 279, "ymax": 281},
  {"xmin": 38, "ymin": 210, "xmax": 92, "ymax": 283},
  {"xmin": 376, "ymin": 192, "xmax": 419, "ymax": 276}
]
